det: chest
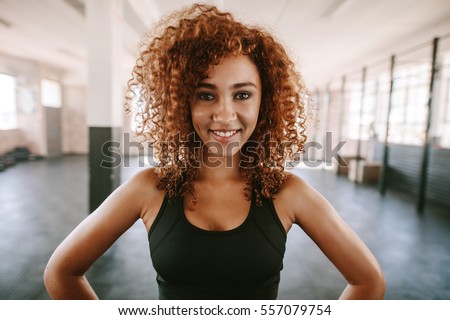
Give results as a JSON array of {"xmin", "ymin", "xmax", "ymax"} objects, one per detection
[
  {"xmin": 183, "ymin": 185, "xmax": 251, "ymax": 232},
  {"xmin": 148, "ymin": 194, "xmax": 287, "ymax": 286}
]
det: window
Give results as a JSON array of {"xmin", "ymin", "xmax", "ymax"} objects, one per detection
[
  {"xmin": 373, "ymin": 73, "xmax": 391, "ymax": 142},
  {"xmin": 438, "ymin": 48, "xmax": 450, "ymax": 148},
  {"xmin": 41, "ymin": 79, "xmax": 62, "ymax": 108},
  {"xmin": 440, "ymin": 77, "xmax": 450, "ymax": 148},
  {"xmin": 388, "ymin": 64, "xmax": 429, "ymax": 145},
  {"xmin": 343, "ymin": 81, "xmax": 364, "ymax": 140},
  {"xmin": 0, "ymin": 73, "xmax": 17, "ymax": 130}
]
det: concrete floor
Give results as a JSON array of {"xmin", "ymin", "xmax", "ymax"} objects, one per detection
[{"xmin": 0, "ymin": 155, "xmax": 449, "ymax": 299}]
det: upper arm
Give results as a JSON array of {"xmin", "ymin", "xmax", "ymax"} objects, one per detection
[
  {"xmin": 46, "ymin": 168, "xmax": 162, "ymax": 276},
  {"xmin": 281, "ymin": 174, "xmax": 384, "ymax": 288}
]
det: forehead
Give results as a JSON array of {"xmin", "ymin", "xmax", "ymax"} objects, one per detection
[{"xmin": 202, "ymin": 54, "xmax": 261, "ymax": 84}]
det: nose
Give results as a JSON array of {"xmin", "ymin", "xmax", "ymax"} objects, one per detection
[{"xmin": 212, "ymin": 98, "xmax": 237, "ymax": 122}]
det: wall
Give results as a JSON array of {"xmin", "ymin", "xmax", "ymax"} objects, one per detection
[
  {"xmin": 373, "ymin": 142, "xmax": 450, "ymax": 208},
  {"xmin": 62, "ymin": 86, "xmax": 88, "ymax": 154},
  {"xmin": 0, "ymin": 54, "xmax": 45, "ymax": 156},
  {"xmin": 0, "ymin": 53, "xmax": 89, "ymax": 156},
  {"xmin": 0, "ymin": 129, "xmax": 27, "ymax": 154}
]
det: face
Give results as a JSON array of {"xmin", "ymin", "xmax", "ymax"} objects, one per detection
[{"xmin": 190, "ymin": 54, "xmax": 262, "ymax": 159}]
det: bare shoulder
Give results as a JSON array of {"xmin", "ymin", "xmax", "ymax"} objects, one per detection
[
  {"xmin": 275, "ymin": 171, "xmax": 316, "ymax": 209},
  {"xmin": 88, "ymin": 167, "xmax": 163, "ymax": 222},
  {"xmin": 277, "ymin": 171, "xmax": 310, "ymax": 197},
  {"xmin": 124, "ymin": 167, "xmax": 160, "ymax": 192},
  {"xmin": 274, "ymin": 171, "xmax": 333, "ymax": 228},
  {"xmin": 125, "ymin": 167, "xmax": 165, "ymax": 231}
]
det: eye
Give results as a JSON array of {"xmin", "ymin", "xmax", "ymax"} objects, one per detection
[
  {"xmin": 197, "ymin": 92, "xmax": 215, "ymax": 101},
  {"xmin": 235, "ymin": 92, "xmax": 251, "ymax": 100}
]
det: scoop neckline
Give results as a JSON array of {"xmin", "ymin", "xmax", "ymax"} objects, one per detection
[{"xmin": 180, "ymin": 194, "xmax": 254, "ymax": 235}]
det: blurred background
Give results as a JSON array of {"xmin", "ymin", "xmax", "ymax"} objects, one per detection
[{"xmin": 0, "ymin": 0, "xmax": 449, "ymax": 300}]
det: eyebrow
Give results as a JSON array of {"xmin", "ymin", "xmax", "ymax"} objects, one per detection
[{"xmin": 196, "ymin": 82, "xmax": 257, "ymax": 90}]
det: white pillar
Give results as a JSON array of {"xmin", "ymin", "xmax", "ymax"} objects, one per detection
[
  {"xmin": 86, "ymin": 0, "xmax": 124, "ymax": 128},
  {"xmin": 85, "ymin": 0, "xmax": 124, "ymax": 212}
]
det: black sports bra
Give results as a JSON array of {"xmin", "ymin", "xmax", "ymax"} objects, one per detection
[{"xmin": 148, "ymin": 194, "xmax": 287, "ymax": 299}]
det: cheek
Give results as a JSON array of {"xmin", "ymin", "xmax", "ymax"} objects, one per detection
[
  {"xmin": 245, "ymin": 104, "xmax": 261, "ymax": 127},
  {"xmin": 190, "ymin": 109, "xmax": 206, "ymax": 126},
  {"xmin": 190, "ymin": 109, "xmax": 212, "ymax": 138}
]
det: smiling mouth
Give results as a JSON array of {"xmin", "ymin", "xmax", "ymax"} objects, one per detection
[{"xmin": 209, "ymin": 129, "xmax": 241, "ymax": 138}]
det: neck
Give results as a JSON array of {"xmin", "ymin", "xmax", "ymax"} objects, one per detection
[{"xmin": 196, "ymin": 149, "xmax": 243, "ymax": 183}]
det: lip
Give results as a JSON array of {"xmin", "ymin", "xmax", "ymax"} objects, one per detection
[{"xmin": 208, "ymin": 129, "xmax": 241, "ymax": 143}]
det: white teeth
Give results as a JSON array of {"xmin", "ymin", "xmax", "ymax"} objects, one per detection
[{"xmin": 213, "ymin": 130, "xmax": 237, "ymax": 137}]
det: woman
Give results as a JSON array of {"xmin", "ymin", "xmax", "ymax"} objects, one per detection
[{"xmin": 44, "ymin": 3, "xmax": 385, "ymax": 300}]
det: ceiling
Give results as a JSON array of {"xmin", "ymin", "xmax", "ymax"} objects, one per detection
[{"xmin": 1, "ymin": 0, "xmax": 450, "ymax": 90}]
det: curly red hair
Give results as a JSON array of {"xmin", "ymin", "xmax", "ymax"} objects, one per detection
[{"xmin": 125, "ymin": 3, "xmax": 308, "ymax": 205}]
